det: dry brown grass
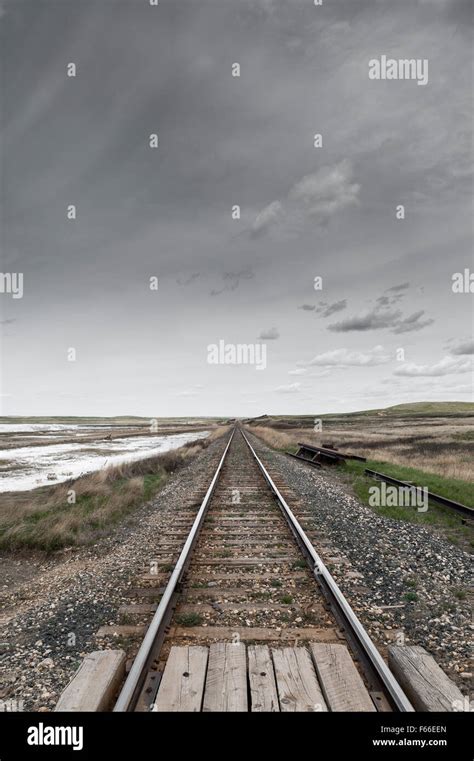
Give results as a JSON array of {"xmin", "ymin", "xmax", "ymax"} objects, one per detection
[
  {"xmin": 247, "ymin": 419, "xmax": 474, "ymax": 482},
  {"xmin": 0, "ymin": 427, "xmax": 230, "ymax": 552}
]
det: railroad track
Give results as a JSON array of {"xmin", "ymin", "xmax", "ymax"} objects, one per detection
[{"xmin": 109, "ymin": 426, "xmax": 413, "ymax": 713}]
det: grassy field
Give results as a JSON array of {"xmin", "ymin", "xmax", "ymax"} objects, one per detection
[
  {"xmin": 245, "ymin": 403, "xmax": 473, "ymax": 546},
  {"xmin": 0, "ymin": 428, "xmax": 228, "ymax": 553},
  {"xmin": 245, "ymin": 402, "xmax": 474, "ymax": 482}
]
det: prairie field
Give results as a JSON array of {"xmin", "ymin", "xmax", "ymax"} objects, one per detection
[{"xmin": 246, "ymin": 403, "xmax": 474, "ymax": 483}]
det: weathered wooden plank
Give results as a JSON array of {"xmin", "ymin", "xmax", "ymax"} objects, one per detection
[
  {"xmin": 55, "ymin": 650, "xmax": 126, "ymax": 712},
  {"xmin": 153, "ymin": 646, "xmax": 208, "ymax": 712},
  {"xmin": 176, "ymin": 602, "xmax": 305, "ymax": 613},
  {"xmin": 95, "ymin": 624, "xmax": 145, "ymax": 638},
  {"xmin": 272, "ymin": 647, "xmax": 327, "ymax": 712},
  {"xmin": 171, "ymin": 626, "xmax": 339, "ymax": 642},
  {"xmin": 248, "ymin": 645, "xmax": 279, "ymax": 712},
  {"xmin": 388, "ymin": 645, "xmax": 464, "ymax": 712},
  {"xmin": 119, "ymin": 603, "xmax": 156, "ymax": 616},
  {"xmin": 182, "ymin": 571, "xmax": 308, "ymax": 582},
  {"xmin": 310, "ymin": 643, "xmax": 375, "ymax": 712},
  {"xmin": 203, "ymin": 643, "xmax": 248, "ymax": 712},
  {"xmin": 192, "ymin": 557, "xmax": 295, "ymax": 565}
]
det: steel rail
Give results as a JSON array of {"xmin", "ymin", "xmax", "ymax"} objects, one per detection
[
  {"xmin": 365, "ymin": 468, "xmax": 473, "ymax": 518},
  {"xmin": 113, "ymin": 427, "xmax": 235, "ymax": 712},
  {"xmin": 240, "ymin": 428, "xmax": 414, "ymax": 713}
]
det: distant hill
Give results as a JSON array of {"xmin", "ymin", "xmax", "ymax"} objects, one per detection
[
  {"xmin": 247, "ymin": 401, "xmax": 474, "ymax": 426},
  {"xmin": 346, "ymin": 401, "xmax": 474, "ymax": 417}
]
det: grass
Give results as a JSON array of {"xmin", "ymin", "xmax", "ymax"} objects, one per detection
[
  {"xmin": 292, "ymin": 559, "xmax": 307, "ymax": 570},
  {"xmin": 247, "ymin": 418, "xmax": 473, "ymax": 547},
  {"xmin": 344, "ymin": 461, "xmax": 472, "ymax": 545},
  {"xmin": 175, "ymin": 612, "xmax": 203, "ymax": 627},
  {"xmin": 345, "ymin": 459, "xmax": 474, "ymax": 509},
  {"xmin": 0, "ymin": 427, "xmax": 229, "ymax": 553},
  {"xmin": 246, "ymin": 404, "xmax": 474, "ymax": 482},
  {"xmin": 280, "ymin": 594, "xmax": 293, "ymax": 604}
]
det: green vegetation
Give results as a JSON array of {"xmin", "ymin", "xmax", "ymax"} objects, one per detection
[
  {"xmin": 454, "ymin": 430, "xmax": 474, "ymax": 441},
  {"xmin": 292, "ymin": 559, "xmax": 307, "ymax": 570},
  {"xmin": 280, "ymin": 594, "xmax": 293, "ymax": 604},
  {"xmin": 175, "ymin": 612, "xmax": 203, "ymax": 627},
  {"xmin": 342, "ymin": 459, "xmax": 473, "ymax": 551},
  {"xmin": 344, "ymin": 458, "xmax": 474, "ymax": 510}
]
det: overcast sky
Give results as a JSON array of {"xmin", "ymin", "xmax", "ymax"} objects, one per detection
[{"xmin": 1, "ymin": 0, "xmax": 473, "ymax": 417}]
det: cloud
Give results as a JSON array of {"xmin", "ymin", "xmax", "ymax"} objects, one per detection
[
  {"xmin": 386, "ymin": 282, "xmax": 410, "ymax": 293},
  {"xmin": 392, "ymin": 310, "xmax": 435, "ymax": 334},
  {"xmin": 301, "ymin": 345, "xmax": 391, "ymax": 368},
  {"xmin": 175, "ymin": 384, "xmax": 204, "ymax": 397},
  {"xmin": 394, "ymin": 356, "xmax": 473, "ymax": 377},
  {"xmin": 210, "ymin": 268, "xmax": 254, "ymax": 296},
  {"xmin": 288, "ymin": 368, "xmax": 307, "ymax": 375},
  {"xmin": 328, "ymin": 300, "xmax": 433, "ymax": 334},
  {"xmin": 250, "ymin": 201, "xmax": 283, "ymax": 238},
  {"xmin": 250, "ymin": 160, "xmax": 360, "ymax": 238},
  {"xmin": 258, "ymin": 327, "xmax": 280, "ymax": 340},
  {"xmin": 449, "ymin": 339, "xmax": 474, "ymax": 355},
  {"xmin": 377, "ymin": 283, "xmax": 410, "ymax": 307},
  {"xmin": 298, "ymin": 304, "xmax": 316, "ymax": 311},
  {"xmin": 274, "ymin": 382, "xmax": 301, "ymax": 393},
  {"xmin": 328, "ymin": 308, "xmax": 402, "ymax": 332},
  {"xmin": 288, "ymin": 160, "xmax": 360, "ymax": 222},
  {"xmin": 316, "ymin": 299, "xmax": 347, "ymax": 318},
  {"xmin": 0, "ymin": 318, "xmax": 16, "ymax": 325},
  {"xmin": 177, "ymin": 273, "xmax": 200, "ymax": 286}
]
